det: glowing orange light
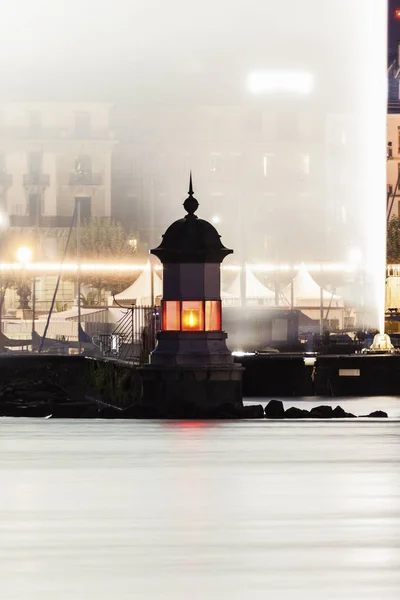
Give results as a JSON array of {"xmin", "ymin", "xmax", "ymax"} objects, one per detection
[
  {"xmin": 182, "ymin": 309, "xmax": 200, "ymax": 330},
  {"xmin": 396, "ymin": 9, "xmax": 400, "ymax": 18}
]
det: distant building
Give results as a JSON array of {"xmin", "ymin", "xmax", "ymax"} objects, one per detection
[
  {"xmin": 388, "ymin": 39, "xmax": 400, "ymax": 114},
  {"xmin": 0, "ymin": 102, "xmax": 115, "ymax": 311},
  {"xmin": 111, "ymin": 103, "xmax": 335, "ymax": 263},
  {"xmin": 0, "ymin": 102, "xmax": 114, "ymax": 249},
  {"xmin": 387, "ymin": 114, "xmax": 400, "ymax": 219},
  {"xmin": 388, "ymin": 43, "xmax": 400, "ymax": 219}
]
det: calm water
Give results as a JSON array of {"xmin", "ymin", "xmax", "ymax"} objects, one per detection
[{"xmin": 1, "ymin": 397, "xmax": 399, "ymax": 600}]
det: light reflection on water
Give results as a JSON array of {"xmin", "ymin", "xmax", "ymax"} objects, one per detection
[{"xmin": 0, "ymin": 397, "xmax": 399, "ymax": 600}]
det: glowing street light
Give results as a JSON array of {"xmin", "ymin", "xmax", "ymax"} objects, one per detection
[
  {"xmin": 0, "ymin": 212, "xmax": 9, "ymax": 229},
  {"xmin": 16, "ymin": 247, "xmax": 33, "ymax": 264},
  {"xmin": 211, "ymin": 215, "xmax": 221, "ymax": 225}
]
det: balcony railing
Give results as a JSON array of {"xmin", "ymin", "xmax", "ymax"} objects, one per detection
[
  {"xmin": 23, "ymin": 173, "xmax": 50, "ymax": 187},
  {"xmin": 0, "ymin": 126, "xmax": 114, "ymax": 141},
  {"xmin": 9, "ymin": 215, "xmax": 73, "ymax": 228},
  {"xmin": 9, "ymin": 215, "xmax": 111, "ymax": 228},
  {"xmin": 69, "ymin": 172, "xmax": 102, "ymax": 186}
]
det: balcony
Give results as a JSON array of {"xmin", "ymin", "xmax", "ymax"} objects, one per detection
[
  {"xmin": 23, "ymin": 173, "xmax": 50, "ymax": 187},
  {"xmin": 0, "ymin": 126, "xmax": 114, "ymax": 141},
  {"xmin": 69, "ymin": 172, "xmax": 102, "ymax": 186},
  {"xmin": 0, "ymin": 172, "xmax": 12, "ymax": 187},
  {"xmin": 9, "ymin": 215, "xmax": 73, "ymax": 228}
]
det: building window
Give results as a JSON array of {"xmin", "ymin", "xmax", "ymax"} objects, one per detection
[
  {"xmin": 76, "ymin": 196, "xmax": 92, "ymax": 221},
  {"xmin": 28, "ymin": 151, "xmax": 42, "ymax": 175},
  {"xmin": 301, "ymin": 154, "xmax": 310, "ymax": 176},
  {"xmin": 74, "ymin": 112, "xmax": 91, "ymax": 138},
  {"xmin": 75, "ymin": 155, "xmax": 92, "ymax": 182},
  {"xmin": 28, "ymin": 194, "xmax": 41, "ymax": 225},
  {"xmin": 263, "ymin": 154, "xmax": 274, "ymax": 178}
]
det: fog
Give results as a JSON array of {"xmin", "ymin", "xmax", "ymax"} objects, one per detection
[{"xmin": 1, "ymin": 0, "xmax": 387, "ymax": 328}]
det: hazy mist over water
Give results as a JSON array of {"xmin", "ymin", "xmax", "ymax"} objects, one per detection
[{"xmin": 0, "ymin": 1, "xmax": 387, "ymax": 325}]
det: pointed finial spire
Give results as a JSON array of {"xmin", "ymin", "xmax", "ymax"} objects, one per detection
[
  {"xmin": 188, "ymin": 171, "xmax": 194, "ymax": 196},
  {"xmin": 183, "ymin": 171, "xmax": 199, "ymax": 218}
]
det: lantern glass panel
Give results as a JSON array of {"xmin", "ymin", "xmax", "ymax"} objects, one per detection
[
  {"xmin": 205, "ymin": 300, "xmax": 221, "ymax": 331},
  {"xmin": 163, "ymin": 301, "xmax": 180, "ymax": 331},
  {"xmin": 181, "ymin": 301, "xmax": 204, "ymax": 331}
]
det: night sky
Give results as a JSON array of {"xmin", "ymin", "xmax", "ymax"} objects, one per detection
[{"xmin": 0, "ymin": 2, "xmax": 394, "ymax": 101}]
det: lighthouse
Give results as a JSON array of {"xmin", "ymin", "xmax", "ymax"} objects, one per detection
[{"xmin": 141, "ymin": 175, "xmax": 243, "ymax": 411}]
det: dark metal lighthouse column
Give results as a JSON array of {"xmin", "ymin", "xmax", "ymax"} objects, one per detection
[{"xmin": 141, "ymin": 175, "xmax": 243, "ymax": 411}]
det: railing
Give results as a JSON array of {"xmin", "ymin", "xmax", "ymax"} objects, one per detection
[
  {"xmin": 9, "ymin": 215, "xmax": 73, "ymax": 228},
  {"xmin": 23, "ymin": 173, "xmax": 50, "ymax": 187},
  {"xmin": 69, "ymin": 172, "xmax": 102, "ymax": 186},
  {"xmin": 387, "ymin": 264, "xmax": 400, "ymax": 277},
  {"xmin": 388, "ymin": 101, "xmax": 400, "ymax": 114},
  {"xmin": 0, "ymin": 126, "xmax": 114, "ymax": 141},
  {"xmin": 93, "ymin": 305, "xmax": 159, "ymax": 365}
]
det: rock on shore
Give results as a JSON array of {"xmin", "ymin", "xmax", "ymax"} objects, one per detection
[
  {"xmin": 0, "ymin": 383, "xmax": 389, "ymax": 420},
  {"xmin": 264, "ymin": 400, "xmax": 387, "ymax": 420}
]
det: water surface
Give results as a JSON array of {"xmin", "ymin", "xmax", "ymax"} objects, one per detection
[{"xmin": 1, "ymin": 397, "xmax": 399, "ymax": 599}]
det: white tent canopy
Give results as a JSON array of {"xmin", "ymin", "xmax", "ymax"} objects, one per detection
[
  {"xmin": 224, "ymin": 269, "xmax": 276, "ymax": 302},
  {"xmin": 283, "ymin": 266, "xmax": 344, "ymax": 307},
  {"xmin": 113, "ymin": 266, "xmax": 162, "ymax": 305}
]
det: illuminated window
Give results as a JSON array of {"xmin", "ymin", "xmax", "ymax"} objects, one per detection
[
  {"xmin": 75, "ymin": 155, "xmax": 92, "ymax": 181},
  {"xmin": 301, "ymin": 154, "xmax": 310, "ymax": 176},
  {"xmin": 162, "ymin": 300, "xmax": 222, "ymax": 332},
  {"xmin": 263, "ymin": 153, "xmax": 274, "ymax": 178},
  {"xmin": 28, "ymin": 151, "xmax": 42, "ymax": 176},
  {"xmin": 163, "ymin": 301, "xmax": 180, "ymax": 331},
  {"xmin": 181, "ymin": 301, "xmax": 204, "ymax": 331},
  {"xmin": 205, "ymin": 301, "xmax": 221, "ymax": 331}
]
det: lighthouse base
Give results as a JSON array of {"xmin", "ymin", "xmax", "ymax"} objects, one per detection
[{"xmin": 140, "ymin": 364, "xmax": 244, "ymax": 412}]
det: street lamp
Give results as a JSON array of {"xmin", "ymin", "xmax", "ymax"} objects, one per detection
[
  {"xmin": 16, "ymin": 247, "xmax": 32, "ymax": 311},
  {"xmin": 0, "ymin": 212, "xmax": 9, "ymax": 229},
  {"xmin": 16, "ymin": 246, "xmax": 33, "ymax": 265}
]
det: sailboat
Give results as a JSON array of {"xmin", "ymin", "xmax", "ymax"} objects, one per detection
[{"xmin": 37, "ymin": 200, "xmax": 93, "ymax": 353}]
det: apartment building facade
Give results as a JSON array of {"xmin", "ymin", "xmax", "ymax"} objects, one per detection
[
  {"xmin": 111, "ymin": 102, "xmax": 355, "ymax": 270},
  {"xmin": 0, "ymin": 102, "xmax": 114, "ymax": 312},
  {"xmin": 0, "ymin": 102, "xmax": 114, "ymax": 258}
]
